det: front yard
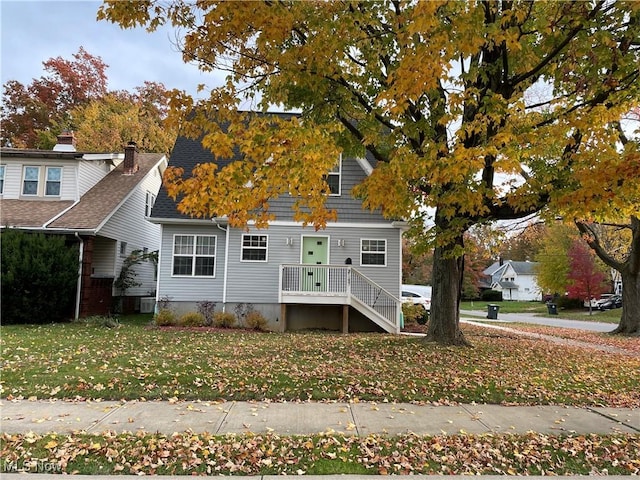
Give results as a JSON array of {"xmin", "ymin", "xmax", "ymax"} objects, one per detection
[
  {"xmin": 2, "ymin": 317, "xmax": 639, "ymax": 476},
  {"xmin": 1, "ymin": 317, "xmax": 638, "ymax": 406}
]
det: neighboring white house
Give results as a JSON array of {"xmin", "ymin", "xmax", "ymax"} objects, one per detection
[
  {"xmin": 0, "ymin": 133, "xmax": 167, "ymax": 318},
  {"xmin": 149, "ymin": 113, "xmax": 406, "ymax": 333},
  {"xmin": 483, "ymin": 260, "xmax": 541, "ymax": 301}
]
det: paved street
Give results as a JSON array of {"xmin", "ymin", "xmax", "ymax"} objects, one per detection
[{"xmin": 460, "ymin": 309, "xmax": 616, "ymax": 332}]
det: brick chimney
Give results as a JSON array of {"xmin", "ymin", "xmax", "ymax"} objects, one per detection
[
  {"xmin": 52, "ymin": 131, "xmax": 77, "ymax": 152},
  {"xmin": 123, "ymin": 141, "xmax": 138, "ymax": 175}
]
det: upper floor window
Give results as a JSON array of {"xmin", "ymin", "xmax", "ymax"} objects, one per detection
[
  {"xmin": 0, "ymin": 165, "xmax": 5, "ymax": 194},
  {"xmin": 22, "ymin": 166, "xmax": 40, "ymax": 195},
  {"xmin": 361, "ymin": 239, "xmax": 386, "ymax": 266},
  {"xmin": 145, "ymin": 191, "xmax": 156, "ymax": 216},
  {"xmin": 241, "ymin": 234, "xmax": 268, "ymax": 262},
  {"xmin": 45, "ymin": 167, "xmax": 62, "ymax": 196},
  {"xmin": 324, "ymin": 156, "xmax": 342, "ymax": 196},
  {"xmin": 172, "ymin": 235, "xmax": 216, "ymax": 277}
]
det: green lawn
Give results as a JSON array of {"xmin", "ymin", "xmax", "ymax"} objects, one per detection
[
  {"xmin": 1, "ymin": 316, "xmax": 637, "ymax": 407},
  {"xmin": 2, "ymin": 317, "xmax": 639, "ymax": 476}
]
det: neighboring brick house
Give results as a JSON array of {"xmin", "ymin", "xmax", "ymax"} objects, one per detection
[
  {"xmin": 483, "ymin": 259, "xmax": 541, "ymax": 301},
  {"xmin": 0, "ymin": 133, "xmax": 167, "ymax": 318}
]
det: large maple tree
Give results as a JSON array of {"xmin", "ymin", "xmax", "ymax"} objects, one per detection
[{"xmin": 100, "ymin": 1, "xmax": 640, "ymax": 344}]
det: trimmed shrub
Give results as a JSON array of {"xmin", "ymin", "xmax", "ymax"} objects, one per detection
[
  {"xmin": 178, "ymin": 311, "xmax": 205, "ymax": 327},
  {"xmin": 155, "ymin": 308, "xmax": 176, "ymax": 326},
  {"xmin": 245, "ymin": 311, "xmax": 268, "ymax": 331},
  {"xmin": 402, "ymin": 303, "xmax": 426, "ymax": 325},
  {"xmin": 213, "ymin": 311, "xmax": 237, "ymax": 328},
  {"xmin": 481, "ymin": 289, "xmax": 503, "ymax": 302},
  {"xmin": 1, "ymin": 230, "xmax": 79, "ymax": 323}
]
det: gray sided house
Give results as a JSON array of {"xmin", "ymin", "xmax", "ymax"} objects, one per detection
[
  {"xmin": 150, "ymin": 115, "xmax": 406, "ymax": 333},
  {"xmin": 0, "ymin": 133, "xmax": 167, "ymax": 318}
]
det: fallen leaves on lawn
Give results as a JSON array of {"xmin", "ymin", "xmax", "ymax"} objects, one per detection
[
  {"xmin": 1, "ymin": 431, "xmax": 638, "ymax": 475},
  {"xmin": 1, "ymin": 324, "xmax": 638, "ymax": 406}
]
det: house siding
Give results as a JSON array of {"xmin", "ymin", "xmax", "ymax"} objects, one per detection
[
  {"xmin": 77, "ymin": 160, "xmax": 112, "ymax": 197},
  {"xmin": 0, "ymin": 158, "xmax": 79, "ymax": 200},
  {"xmin": 91, "ymin": 236, "xmax": 116, "ymax": 276},
  {"xmin": 157, "ymin": 223, "xmax": 401, "ymax": 305},
  {"xmin": 157, "ymin": 224, "xmax": 226, "ymax": 302},
  {"xmin": 98, "ymin": 170, "xmax": 162, "ymax": 296},
  {"xmin": 1, "ymin": 161, "xmax": 22, "ymax": 197},
  {"xmin": 266, "ymin": 156, "xmax": 386, "ymax": 223}
]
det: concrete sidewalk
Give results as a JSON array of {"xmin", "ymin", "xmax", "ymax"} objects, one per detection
[{"xmin": 2, "ymin": 399, "xmax": 638, "ymax": 436}]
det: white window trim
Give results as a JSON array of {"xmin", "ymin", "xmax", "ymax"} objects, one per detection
[
  {"xmin": 0, "ymin": 164, "xmax": 5, "ymax": 195},
  {"xmin": 360, "ymin": 238, "xmax": 387, "ymax": 267},
  {"xmin": 240, "ymin": 233, "xmax": 269, "ymax": 262},
  {"xmin": 145, "ymin": 191, "xmax": 156, "ymax": 217},
  {"xmin": 326, "ymin": 154, "xmax": 342, "ymax": 196},
  {"xmin": 22, "ymin": 165, "xmax": 40, "ymax": 196},
  {"xmin": 120, "ymin": 241, "xmax": 128, "ymax": 257},
  {"xmin": 44, "ymin": 166, "xmax": 62, "ymax": 197},
  {"xmin": 171, "ymin": 234, "xmax": 217, "ymax": 277}
]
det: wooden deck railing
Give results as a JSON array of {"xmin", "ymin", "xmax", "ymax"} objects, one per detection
[{"xmin": 279, "ymin": 264, "xmax": 400, "ymax": 331}]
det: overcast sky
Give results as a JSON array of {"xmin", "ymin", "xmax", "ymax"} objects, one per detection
[{"xmin": 1, "ymin": 0, "xmax": 225, "ymax": 98}]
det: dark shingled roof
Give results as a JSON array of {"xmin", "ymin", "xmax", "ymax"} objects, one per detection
[{"xmin": 151, "ymin": 112, "xmax": 386, "ymax": 223}]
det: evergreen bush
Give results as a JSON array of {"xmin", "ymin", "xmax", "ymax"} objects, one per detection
[
  {"xmin": 481, "ymin": 289, "xmax": 503, "ymax": 302},
  {"xmin": 1, "ymin": 230, "xmax": 78, "ymax": 323}
]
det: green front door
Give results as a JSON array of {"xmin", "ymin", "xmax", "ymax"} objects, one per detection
[{"xmin": 302, "ymin": 236, "xmax": 329, "ymax": 291}]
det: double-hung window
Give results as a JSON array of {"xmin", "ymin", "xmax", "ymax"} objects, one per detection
[
  {"xmin": 0, "ymin": 165, "xmax": 5, "ymax": 194},
  {"xmin": 22, "ymin": 166, "xmax": 40, "ymax": 195},
  {"xmin": 361, "ymin": 239, "xmax": 386, "ymax": 266},
  {"xmin": 45, "ymin": 167, "xmax": 62, "ymax": 196},
  {"xmin": 241, "ymin": 234, "xmax": 268, "ymax": 261},
  {"xmin": 172, "ymin": 235, "xmax": 216, "ymax": 276},
  {"xmin": 324, "ymin": 156, "xmax": 342, "ymax": 196}
]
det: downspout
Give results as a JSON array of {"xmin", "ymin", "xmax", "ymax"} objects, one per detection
[
  {"xmin": 74, "ymin": 232, "xmax": 84, "ymax": 320},
  {"xmin": 213, "ymin": 219, "xmax": 229, "ymax": 312}
]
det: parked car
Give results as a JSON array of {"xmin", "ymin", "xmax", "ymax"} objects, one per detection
[
  {"xmin": 597, "ymin": 295, "xmax": 623, "ymax": 310},
  {"xmin": 401, "ymin": 284, "xmax": 432, "ymax": 313}
]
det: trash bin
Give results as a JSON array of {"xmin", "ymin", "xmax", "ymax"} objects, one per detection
[
  {"xmin": 487, "ymin": 304, "xmax": 499, "ymax": 319},
  {"xmin": 547, "ymin": 303, "xmax": 558, "ymax": 315}
]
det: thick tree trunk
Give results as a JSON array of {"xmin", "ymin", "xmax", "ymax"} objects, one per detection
[
  {"xmin": 425, "ymin": 235, "xmax": 470, "ymax": 346},
  {"xmin": 612, "ymin": 268, "xmax": 640, "ymax": 335}
]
